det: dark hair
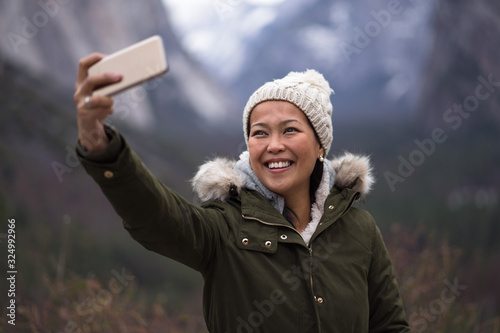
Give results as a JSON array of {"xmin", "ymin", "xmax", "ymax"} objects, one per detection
[
  {"xmin": 283, "ymin": 158, "xmax": 324, "ymax": 226},
  {"xmin": 309, "ymin": 159, "xmax": 324, "ymax": 203}
]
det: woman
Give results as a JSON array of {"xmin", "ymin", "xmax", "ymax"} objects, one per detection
[{"xmin": 74, "ymin": 53, "xmax": 410, "ymax": 332}]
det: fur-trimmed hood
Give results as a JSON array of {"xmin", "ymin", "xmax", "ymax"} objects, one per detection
[{"xmin": 191, "ymin": 152, "xmax": 375, "ymax": 203}]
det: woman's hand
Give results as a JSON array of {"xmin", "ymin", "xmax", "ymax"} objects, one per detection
[{"xmin": 73, "ymin": 53, "xmax": 122, "ymax": 153}]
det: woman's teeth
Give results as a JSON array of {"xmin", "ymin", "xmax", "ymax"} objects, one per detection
[{"xmin": 268, "ymin": 161, "xmax": 291, "ymax": 169}]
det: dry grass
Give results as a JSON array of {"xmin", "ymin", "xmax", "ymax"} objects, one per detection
[
  {"xmin": 1, "ymin": 225, "xmax": 499, "ymax": 332},
  {"xmin": 386, "ymin": 225, "xmax": 500, "ymax": 333}
]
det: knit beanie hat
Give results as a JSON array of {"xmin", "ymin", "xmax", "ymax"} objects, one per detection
[{"xmin": 243, "ymin": 69, "xmax": 334, "ymax": 155}]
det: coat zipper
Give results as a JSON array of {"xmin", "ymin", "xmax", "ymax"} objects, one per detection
[
  {"xmin": 309, "ymin": 244, "xmax": 322, "ymax": 332},
  {"xmin": 243, "ymin": 214, "xmax": 321, "ymax": 331},
  {"xmin": 308, "ymin": 244, "xmax": 315, "ymax": 299}
]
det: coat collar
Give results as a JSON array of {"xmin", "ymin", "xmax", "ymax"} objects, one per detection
[{"xmin": 191, "ymin": 152, "xmax": 374, "ymax": 203}]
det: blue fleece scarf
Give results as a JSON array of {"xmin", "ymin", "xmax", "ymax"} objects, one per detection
[{"xmin": 234, "ymin": 151, "xmax": 336, "ymax": 214}]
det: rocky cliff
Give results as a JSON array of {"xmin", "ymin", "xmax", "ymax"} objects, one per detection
[
  {"xmin": 0, "ymin": 0, "xmax": 238, "ymax": 130},
  {"xmin": 417, "ymin": 0, "xmax": 500, "ymax": 132},
  {"xmin": 0, "ymin": 0, "xmax": 240, "ymax": 229},
  {"xmin": 167, "ymin": 0, "xmax": 434, "ymax": 122}
]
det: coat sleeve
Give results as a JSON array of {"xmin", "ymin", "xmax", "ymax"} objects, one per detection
[
  {"xmin": 76, "ymin": 126, "xmax": 227, "ymax": 272},
  {"xmin": 368, "ymin": 223, "xmax": 410, "ymax": 332}
]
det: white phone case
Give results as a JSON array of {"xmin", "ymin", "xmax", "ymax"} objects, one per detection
[{"xmin": 88, "ymin": 35, "xmax": 168, "ymax": 96}]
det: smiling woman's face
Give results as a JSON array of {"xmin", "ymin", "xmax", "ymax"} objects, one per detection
[{"xmin": 248, "ymin": 100, "xmax": 323, "ymax": 199}]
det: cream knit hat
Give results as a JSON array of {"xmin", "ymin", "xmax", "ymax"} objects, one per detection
[{"xmin": 243, "ymin": 69, "xmax": 334, "ymax": 155}]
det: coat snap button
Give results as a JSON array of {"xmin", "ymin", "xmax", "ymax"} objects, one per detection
[
  {"xmin": 242, "ymin": 238, "xmax": 249, "ymax": 245},
  {"xmin": 104, "ymin": 170, "xmax": 114, "ymax": 179},
  {"xmin": 317, "ymin": 297, "xmax": 324, "ymax": 303},
  {"xmin": 328, "ymin": 205, "xmax": 335, "ymax": 210},
  {"xmin": 280, "ymin": 234, "xmax": 287, "ymax": 240},
  {"xmin": 264, "ymin": 241, "xmax": 272, "ymax": 247}
]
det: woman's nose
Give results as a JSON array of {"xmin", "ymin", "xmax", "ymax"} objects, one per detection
[{"xmin": 267, "ymin": 134, "xmax": 285, "ymax": 153}]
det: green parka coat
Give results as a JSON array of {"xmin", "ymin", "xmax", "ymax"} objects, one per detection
[{"xmin": 77, "ymin": 126, "xmax": 410, "ymax": 333}]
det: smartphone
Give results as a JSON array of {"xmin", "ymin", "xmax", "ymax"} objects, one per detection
[{"xmin": 88, "ymin": 35, "xmax": 168, "ymax": 96}]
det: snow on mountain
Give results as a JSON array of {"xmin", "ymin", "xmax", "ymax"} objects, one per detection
[
  {"xmin": 162, "ymin": 0, "xmax": 284, "ymax": 81},
  {"xmin": 162, "ymin": 0, "xmax": 434, "ymax": 120}
]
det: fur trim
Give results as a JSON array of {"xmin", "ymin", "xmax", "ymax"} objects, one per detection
[
  {"xmin": 191, "ymin": 153, "xmax": 375, "ymax": 202},
  {"xmin": 300, "ymin": 160, "xmax": 332, "ymax": 245},
  {"xmin": 330, "ymin": 152, "xmax": 374, "ymax": 201},
  {"xmin": 190, "ymin": 157, "xmax": 245, "ymax": 202}
]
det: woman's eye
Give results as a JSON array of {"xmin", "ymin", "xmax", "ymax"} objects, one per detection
[
  {"xmin": 284, "ymin": 127, "xmax": 299, "ymax": 133},
  {"xmin": 251, "ymin": 130, "xmax": 267, "ymax": 136}
]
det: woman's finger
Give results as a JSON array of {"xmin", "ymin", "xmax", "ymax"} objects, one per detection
[
  {"xmin": 77, "ymin": 94, "xmax": 114, "ymax": 111},
  {"xmin": 76, "ymin": 53, "xmax": 106, "ymax": 87},
  {"xmin": 74, "ymin": 72, "xmax": 122, "ymax": 104}
]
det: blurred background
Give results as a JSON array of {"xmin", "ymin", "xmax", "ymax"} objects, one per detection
[{"xmin": 0, "ymin": 0, "xmax": 499, "ymax": 331}]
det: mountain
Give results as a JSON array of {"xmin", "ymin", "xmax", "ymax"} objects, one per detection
[
  {"xmin": 0, "ymin": 0, "xmax": 244, "ymax": 201},
  {"xmin": 164, "ymin": 0, "xmax": 434, "ymax": 121},
  {"xmin": 0, "ymin": 0, "xmax": 240, "ymax": 131},
  {"xmin": 416, "ymin": 0, "xmax": 500, "ymax": 132}
]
